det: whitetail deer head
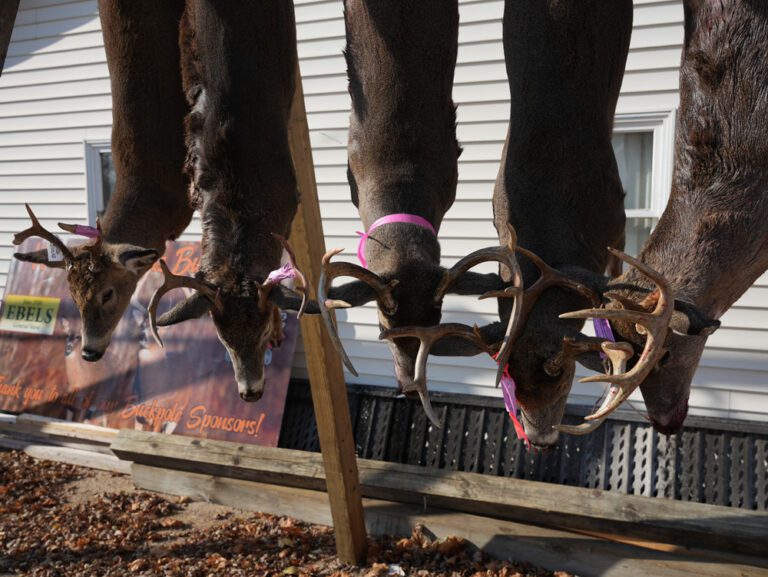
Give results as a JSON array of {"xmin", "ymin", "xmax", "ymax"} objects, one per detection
[
  {"xmin": 13, "ymin": 205, "xmax": 159, "ymax": 361},
  {"xmin": 320, "ymin": 225, "xmax": 524, "ymax": 426},
  {"xmin": 552, "ymin": 0, "xmax": 764, "ymax": 438},
  {"xmin": 149, "ymin": 234, "xmax": 317, "ymax": 401}
]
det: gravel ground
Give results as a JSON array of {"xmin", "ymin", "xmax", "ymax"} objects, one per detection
[{"xmin": 0, "ymin": 450, "xmax": 574, "ymax": 577}]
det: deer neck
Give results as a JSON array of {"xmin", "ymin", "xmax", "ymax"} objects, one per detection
[
  {"xmin": 99, "ymin": 0, "xmax": 192, "ymax": 256},
  {"xmin": 617, "ymin": 0, "xmax": 768, "ymax": 320},
  {"xmin": 345, "ymin": 0, "xmax": 460, "ymax": 259}
]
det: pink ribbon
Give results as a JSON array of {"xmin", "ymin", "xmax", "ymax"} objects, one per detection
[
  {"xmin": 73, "ymin": 225, "xmax": 100, "ymax": 239},
  {"xmin": 356, "ymin": 213, "xmax": 436, "ymax": 268},
  {"xmin": 266, "ymin": 262, "xmax": 296, "ymax": 284},
  {"xmin": 493, "ymin": 353, "xmax": 530, "ymax": 449}
]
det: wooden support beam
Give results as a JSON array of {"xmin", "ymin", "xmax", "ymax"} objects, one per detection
[
  {"xmin": 0, "ymin": 434, "xmax": 130, "ymax": 474},
  {"xmin": 110, "ymin": 429, "xmax": 768, "ymax": 560},
  {"xmin": 131, "ymin": 464, "xmax": 767, "ymax": 577},
  {"xmin": 0, "ymin": 0, "xmax": 19, "ymax": 76},
  {"xmin": 286, "ymin": 63, "xmax": 368, "ymax": 563}
]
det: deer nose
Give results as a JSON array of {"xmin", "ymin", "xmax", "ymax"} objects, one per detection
[
  {"xmin": 81, "ymin": 348, "xmax": 104, "ymax": 362},
  {"xmin": 239, "ymin": 389, "xmax": 263, "ymax": 402}
]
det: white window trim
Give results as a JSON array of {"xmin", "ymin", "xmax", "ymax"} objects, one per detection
[
  {"xmin": 83, "ymin": 139, "xmax": 111, "ymax": 226},
  {"xmin": 613, "ymin": 110, "xmax": 676, "ymax": 218}
]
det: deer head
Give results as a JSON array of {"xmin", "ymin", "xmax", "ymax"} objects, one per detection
[
  {"xmin": 319, "ymin": 225, "xmax": 524, "ymax": 426},
  {"xmin": 13, "ymin": 205, "xmax": 160, "ymax": 361},
  {"xmin": 149, "ymin": 234, "xmax": 317, "ymax": 401}
]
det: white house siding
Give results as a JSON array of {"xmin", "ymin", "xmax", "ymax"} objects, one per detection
[{"xmin": 0, "ymin": 0, "xmax": 766, "ymax": 421}]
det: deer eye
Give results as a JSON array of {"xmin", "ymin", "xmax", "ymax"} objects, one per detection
[{"xmin": 101, "ymin": 288, "xmax": 114, "ymax": 305}]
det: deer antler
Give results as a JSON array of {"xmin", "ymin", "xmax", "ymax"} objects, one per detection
[
  {"xmin": 559, "ymin": 248, "xmax": 673, "ymax": 421},
  {"xmin": 380, "ymin": 323, "xmax": 494, "ymax": 427},
  {"xmin": 148, "ymin": 260, "xmax": 221, "ymax": 348},
  {"xmin": 14, "ymin": 204, "xmax": 75, "ymax": 264},
  {"xmin": 318, "ymin": 248, "xmax": 399, "ymax": 376},
  {"xmin": 434, "ymin": 223, "xmax": 524, "ymax": 387},
  {"xmin": 256, "ymin": 233, "xmax": 309, "ymax": 317},
  {"xmin": 554, "ymin": 341, "xmax": 635, "ymax": 435},
  {"xmin": 487, "ymin": 243, "xmax": 602, "ymax": 387}
]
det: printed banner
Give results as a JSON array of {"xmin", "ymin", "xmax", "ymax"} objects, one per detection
[
  {"xmin": 0, "ymin": 240, "xmax": 300, "ymax": 447},
  {"xmin": 0, "ymin": 295, "xmax": 60, "ymax": 335}
]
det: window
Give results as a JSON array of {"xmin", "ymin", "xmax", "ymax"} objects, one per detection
[
  {"xmin": 84, "ymin": 140, "xmax": 116, "ymax": 226},
  {"xmin": 611, "ymin": 111, "xmax": 676, "ymax": 259}
]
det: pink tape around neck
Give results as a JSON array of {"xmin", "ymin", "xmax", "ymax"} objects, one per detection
[
  {"xmin": 356, "ymin": 213, "xmax": 436, "ymax": 268},
  {"xmin": 492, "ymin": 352, "xmax": 530, "ymax": 449}
]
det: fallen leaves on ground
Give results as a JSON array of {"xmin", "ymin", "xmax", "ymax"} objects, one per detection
[{"xmin": 0, "ymin": 450, "xmax": 574, "ymax": 577}]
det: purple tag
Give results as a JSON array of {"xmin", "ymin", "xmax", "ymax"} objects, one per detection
[
  {"xmin": 73, "ymin": 225, "xmax": 100, "ymax": 239},
  {"xmin": 593, "ymin": 318, "xmax": 615, "ymax": 359}
]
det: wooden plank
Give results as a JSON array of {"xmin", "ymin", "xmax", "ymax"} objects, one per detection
[
  {"xmin": 131, "ymin": 464, "xmax": 768, "ymax": 577},
  {"xmin": 0, "ymin": 429, "xmax": 116, "ymax": 456},
  {"xmin": 14, "ymin": 413, "xmax": 118, "ymax": 444},
  {"xmin": 286, "ymin": 60, "xmax": 367, "ymax": 562},
  {"xmin": 0, "ymin": 0, "xmax": 19, "ymax": 76},
  {"xmin": 110, "ymin": 429, "xmax": 768, "ymax": 558},
  {"xmin": 0, "ymin": 436, "xmax": 130, "ymax": 474}
]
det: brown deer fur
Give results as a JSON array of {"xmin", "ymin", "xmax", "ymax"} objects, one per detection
[
  {"xmin": 492, "ymin": 0, "xmax": 633, "ymax": 447},
  {"xmin": 328, "ymin": 0, "xmax": 506, "ymax": 407},
  {"xmin": 14, "ymin": 0, "xmax": 191, "ymax": 361},
  {"xmin": 603, "ymin": 0, "xmax": 768, "ymax": 434},
  {"xmin": 156, "ymin": 1, "xmax": 309, "ymax": 401}
]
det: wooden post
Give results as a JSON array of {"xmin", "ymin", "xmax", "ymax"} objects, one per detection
[
  {"xmin": 287, "ymin": 64, "xmax": 368, "ymax": 563},
  {"xmin": 0, "ymin": 0, "xmax": 20, "ymax": 76}
]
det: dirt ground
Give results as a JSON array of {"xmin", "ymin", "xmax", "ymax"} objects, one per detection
[{"xmin": 0, "ymin": 450, "xmax": 575, "ymax": 577}]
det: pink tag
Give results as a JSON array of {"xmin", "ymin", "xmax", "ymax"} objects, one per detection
[
  {"xmin": 492, "ymin": 353, "xmax": 530, "ymax": 449},
  {"xmin": 500, "ymin": 369, "xmax": 531, "ymax": 449},
  {"xmin": 266, "ymin": 262, "xmax": 295, "ymax": 284}
]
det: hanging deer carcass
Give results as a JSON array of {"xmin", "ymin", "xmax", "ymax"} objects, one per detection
[
  {"xmin": 483, "ymin": 0, "xmax": 636, "ymax": 448},
  {"xmin": 318, "ymin": 0, "xmax": 526, "ymax": 427},
  {"xmin": 13, "ymin": 0, "xmax": 192, "ymax": 362},
  {"xmin": 147, "ymin": 1, "xmax": 314, "ymax": 402},
  {"xmin": 560, "ymin": 0, "xmax": 766, "ymax": 437}
]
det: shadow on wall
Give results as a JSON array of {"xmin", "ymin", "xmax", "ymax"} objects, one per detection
[{"xmin": 4, "ymin": 0, "xmax": 102, "ymax": 73}]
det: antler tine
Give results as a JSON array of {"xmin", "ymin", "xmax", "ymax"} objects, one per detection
[
  {"xmin": 318, "ymin": 249, "xmax": 358, "ymax": 376},
  {"xmin": 148, "ymin": 260, "xmax": 220, "ymax": 348},
  {"xmin": 558, "ymin": 248, "xmax": 673, "ymax": 421},
  {"xmin": 318, "ymin": 248, "xmax": 399, "ymax": 376},
  {"xmin": 435, "ymin": 224, "xmax": 521, "ymax": 304},
  {"xmin": 555, "ymin": 341, "xmax": 634, "ymax": 435},
  {"xmin": 381, "ymin": 323, "xmax": 494, "ymax": 428},
  {"xmin": 269, "ymin": 233, "xmax": 308, "ymax": 318},
  {"xmin": 433, "ymin": 224, "xmax": 525, "ymax": 388},
  {"xmin": 516, "ymin": 246, "xmax": 602, "ymax": 307},
  {"xmin": 14, "ymin": 204, "xmax": 75, "ymax": 262}
]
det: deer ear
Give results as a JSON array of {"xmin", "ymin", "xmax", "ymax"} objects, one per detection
[
  {"xmin": 268, "ymin": 286, "xmax": 320, "ymax": 314},
  {"xmin": 118, "ymin": 247, "xmax": 160, "ymax": 275},
  {"xmin": 670, "ymin": 300, "xmax": 721, "ymax": 336},
  {"xmin": 14, "ymin": 249, "xmax": 67, "ymax": 269},
  {"xmin": 326, "ymin": 281, "xmax": 378, "ymax": 307},
  {"xmin": 445, "ymin": 271, "xmax": 505, "ymax": 296},
  {"xmin": 157, "ymin": 293, "xmax": 212, "ymax": 327}
]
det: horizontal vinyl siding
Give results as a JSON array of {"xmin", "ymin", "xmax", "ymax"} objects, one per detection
[{"xmin": 1, "ymin": 0, "xmax": 766, "ymax": 422}]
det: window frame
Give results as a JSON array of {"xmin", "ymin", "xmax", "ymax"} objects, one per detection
[
  {"xmin": 83, "ymin": 139, "xmax": 112, "ymax": 226},
  {"xmin": 612, "ymin": 110, "xmax": 676, "ymax": 220}
]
